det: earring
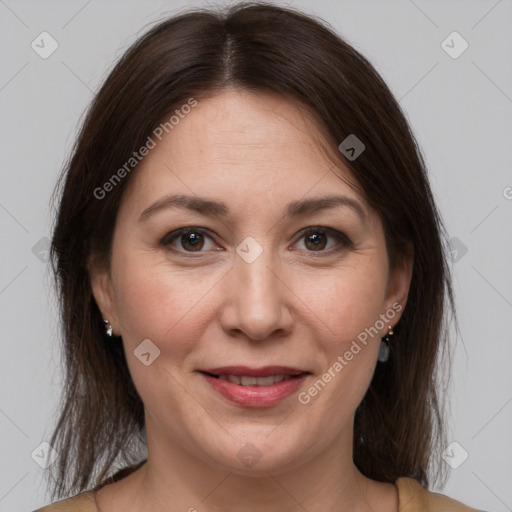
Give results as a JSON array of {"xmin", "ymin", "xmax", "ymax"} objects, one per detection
[
  {"xmin": 103, "ymin": 319, "xmax": 113, "ymax": 337},
  {"xmin": 378, "ymin": 326, "xmax": 393, "ymax": 362}
]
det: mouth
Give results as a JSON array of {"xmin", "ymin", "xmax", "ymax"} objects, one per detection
[
  {"xmin": 198, "ymin": 366, "xmax": 311, "ymax": 407},
  {"xmin": 205, "ymin": 373, "xmax": 299, "ymax": 386}
]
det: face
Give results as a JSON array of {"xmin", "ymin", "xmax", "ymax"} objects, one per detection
[{"xmin": 91, "ymin": 88, "xmax": 412, "ymax": 475}]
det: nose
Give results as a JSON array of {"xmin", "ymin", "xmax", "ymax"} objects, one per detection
[{"xmin": 219, "ymin": 246, "xmax": 294, "ymax": 342}]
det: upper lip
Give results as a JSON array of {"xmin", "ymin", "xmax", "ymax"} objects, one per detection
[{"xmin": 199, "ymin": 366, "xmax": 309, "ymax": 377}]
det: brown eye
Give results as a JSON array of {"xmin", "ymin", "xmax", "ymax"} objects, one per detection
[
  {"xmin": 304, "ymin": 231, "xmax": 328, "ymax": 251},
  {"xmin": 180, "ymin": 231, "xmax": 204, "ymax": 251},
  {"xmin": 294, "ymin": 227, "xmax": 353, "ymax": 254},
  {"xmin": 162, "ymin": 228, "xmax": 217, "ymax": 253}
]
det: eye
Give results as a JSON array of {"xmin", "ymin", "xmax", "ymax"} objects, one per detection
[
  {"xmin": 161, "ymin": 226, "xmax": 353, "ymax": 256},
  {"xmin": 162, "ymin": 227, "xmax": 220, "ymax": 253},
  {"xmin": 293, "ymin": 227, "xmax": 353, "ymax": 254}
]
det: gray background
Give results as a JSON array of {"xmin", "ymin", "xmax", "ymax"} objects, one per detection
[{"xmin": 1, "ymin": 0, "xmax": 511, "ymax": 510}]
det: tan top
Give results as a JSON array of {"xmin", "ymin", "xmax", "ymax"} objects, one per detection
[{"xmin": 33, "ymin": 477, "xmax": 483, "ymax": 511}]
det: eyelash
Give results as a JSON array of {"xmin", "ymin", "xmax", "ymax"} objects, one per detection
[{"xmin": 161, "ymin": 226, "xmax": 354, "ymax": 257}]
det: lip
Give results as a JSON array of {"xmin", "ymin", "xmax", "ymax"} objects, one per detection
[
  {"xmin": 200, "ymin": 372, "xmax": 308, "ymax": 407},
  {"xmin": 198, "ymin": 366, "xmax": 310, "ymax": 407},
  {"xmin": 199, "ymin": 365, "xmax": 307, "ymax": 377}
]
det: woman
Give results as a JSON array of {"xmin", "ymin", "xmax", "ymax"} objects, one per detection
[{"xmin": 35, "ymin": 3, "xmax": 483, "ymax": 511}]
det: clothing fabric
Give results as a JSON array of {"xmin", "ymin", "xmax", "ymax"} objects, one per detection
[{"xmin": 32, "ymin": 476, "xmax": 484, "ymax": 511}]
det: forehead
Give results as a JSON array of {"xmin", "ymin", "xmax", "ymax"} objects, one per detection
[
  {"xmin": 180, "ymin": 89, "xmax": 318, "ymax": 149},
  {"xmin": 120, "ymin": 88, "xmax": 367, "ymax": 219}
]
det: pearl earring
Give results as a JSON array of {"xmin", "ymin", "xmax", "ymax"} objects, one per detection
[{"xmin": 103, "ymin": 319, "xmax": 113, "ymax": 337}]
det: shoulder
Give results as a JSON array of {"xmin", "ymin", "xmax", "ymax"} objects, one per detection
[
  {"xmin": 396, "ymin": 477, "xmax": 484, "ymax": 511},
  {"xmin": 32, "ymin": 491, "xmax": 97, "ymax": 512},
  {"xmin": 33, "ymin": 478, "xmax": 485, "ymax": 512}
]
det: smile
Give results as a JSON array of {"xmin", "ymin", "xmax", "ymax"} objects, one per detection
[
  {"xmin": 198, "ymin": 366, "xmax": 310, "ymax": 407},
  {"xmin": 215, "ymin": 374, "xmax": 294, "ymax": 386}
]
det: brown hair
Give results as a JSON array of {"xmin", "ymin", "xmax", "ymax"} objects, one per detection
[{"xmin": 48, "ymin": 1, "xmax": 455, "ymax": 500}]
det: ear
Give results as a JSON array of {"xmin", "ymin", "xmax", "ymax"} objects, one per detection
[
  {"xmin": 88, "ymin": 256, "xmax": 119, "ymax": 336},
  {"xmin": 383, "ymin": 243, "xmax": 414, "ymax": 326}
]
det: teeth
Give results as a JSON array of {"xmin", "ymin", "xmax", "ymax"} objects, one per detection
[
  {"xmin": 217, "ymin": 374, "xmax": 294, "ymax": 386},
  {"xmin": 227, "ymin": 375, "xmax": 241, "ymax": 385},
  {"xmin": 250, "ymin": 375, "xmax": 273, "ymax": 386},
  {"xmin": 240, "ymin": 376, "xmax": 257, "ymax": 386}
]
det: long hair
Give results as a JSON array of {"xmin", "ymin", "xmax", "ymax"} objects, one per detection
[{"xmin": 48, "ymin": 1, "xmax": 455, "ymax": 499}]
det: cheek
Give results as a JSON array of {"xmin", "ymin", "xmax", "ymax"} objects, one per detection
[
  {"xmin": 110, "ymin": 252, "xmax": 215, "ymax": 414},
  {"xmin": 296, "ymin": 271, "xmax": 386, "ymax": 429},
  {"xmin": 299, "ymin": 261, "xmax": 388, "ymax": 345},
  {"xmin": 111, "ymin": 249, "xmax": 217, "ymax": 353}
]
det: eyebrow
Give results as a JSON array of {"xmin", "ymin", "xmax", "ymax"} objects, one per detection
[{"xmin": 139, "ymin": 193, "xmax": 368, "ymax": 225}]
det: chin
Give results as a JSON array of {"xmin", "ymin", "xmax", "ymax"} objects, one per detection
[{"xmin": 196, "ymin": 428, "xmax": 312, "ymax": 476}]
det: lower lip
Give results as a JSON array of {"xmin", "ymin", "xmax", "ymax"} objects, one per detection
[{"xmin": 200, "ymin": 373, "xmax": 308, "ymax": 408}]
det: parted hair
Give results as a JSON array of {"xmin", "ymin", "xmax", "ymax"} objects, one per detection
[{"xmin": 48, "ymin": 1, "xmax": 456, "ymax": 500}]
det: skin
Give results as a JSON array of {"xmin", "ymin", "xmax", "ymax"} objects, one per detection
[{"xmin": 90, "ymin": 87, "xmax": 413, "ymax": 512}]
